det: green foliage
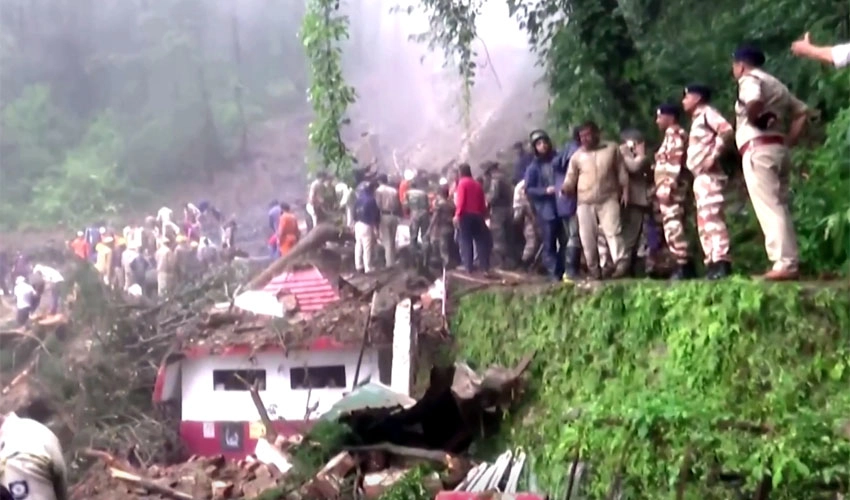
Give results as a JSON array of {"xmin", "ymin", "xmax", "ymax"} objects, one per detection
[
  {"xmin": 378, "ymin": 465, "xmax": 435, "ymax": 500},
  {"xmin": 792, "ymin": 106, "xmax": 850, "ymax": 275},
  {"xmin": 0, "ymin": 0, "xmax": 306, "ymax": 230},
  {"xmin": 301, "ymin": 0, "xmax": 357, "ymax": 179},
  {"xmin": 452, "ymin": 281, "xmax": 850, "ymax": 498}
]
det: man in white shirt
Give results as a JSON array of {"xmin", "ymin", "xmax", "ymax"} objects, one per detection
[
  {"xmin": 791, "ymin": 32, "xmax": 850, "ymax": 68},
  {"xmin": 0, "ymin": 412, "xmax": 68, "ymax": 500},
  {"xmin": 31, "ymin": 265, "xmax": 64, "ymax": 315},
  {"xmin": 13, "ymin": 277, "xmax": 35, "ymax": 326}
]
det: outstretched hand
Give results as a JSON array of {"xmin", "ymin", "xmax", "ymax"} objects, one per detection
[{"xmin": 791, "ymin": 32, "xmax": 812, "ymax": 55}]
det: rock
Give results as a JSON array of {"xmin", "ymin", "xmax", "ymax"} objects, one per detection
[
  {"xmin": 211, "ymin": 480, "xmax": 234, "ymax": 499},
  {"xmin": 362, "ymin": 468, "xmax": 411, "ymax": 499}
]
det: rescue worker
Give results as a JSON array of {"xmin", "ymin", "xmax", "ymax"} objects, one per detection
[
  {"xmin": 156, "ymin": 206, "xmax": 174, "ymax": 236},
  {"xmin": 0, "ymin": 250, "xmax": 9, "ymax": 297},
  {"xmin": 619, "ymin": 129, "xmax": 653, "ymax": 275},
  {"xmin": 94, "ymin": 236, "xmax": 115, "ymax": 286},
  {"xmin": 404, "ymin": 176, "xmax": 431, "ymax": 250},
  {"xmin": 306, "ymin": 171, "xmax": 332, "ymax": 229},
  {"xmin": 454, "ymin": 163, "xmax": 492, "ymax": 273},
  {"xmin": 122, "ymin": 242, "xmax": 141, "ymax": 291},
  {"xmin": 221, "ymin": 218, "xmax": 237, "ymax": 251},
  {"xmin": 0, "ymin": 411, "xmax": 68, "ymax": 500},
  {"xmin": 173, "ymin": 235, "xmax": 195, "ymax": 283},
  {"xmin": 112, "ymin": 236, "xmax": 126, "ymax": 290},
  {"xmin": 482, "ymin": 161, "xmax": 515, "ymax": 269},
  {"xmin": 335, "ymin": 180, "xmax": 355, "ymax": 227},
  {"xmin": 197, "ymin": 237, "xmax": 219, "ymax": 270},
  {"xmin": 733, "ymin": 44, "xmax": 808, "ymax": 280},
  {"xmin": 398, "ymin": 169, "xmax": 415, "ymax": 218},
  {"xmin": 69, "ymin": 231, "xmax": 90, "ymax": 260},
  {"xmin": 13, "ymin": 277, "xmax": 35, "ymax": 326},
  {"xmin": 374, "ymin": 174, "xmax": 402, "ymax": 267},
  {"xmin": 428, "ymin": 185, "xmax": 459, "ymax": 269},
  {"xmin": 654, "ymin": 104, "xmax": 694, "ymax": 279},
  {"xmin": 31, "ymin": 265, "xmax": 63, "ymax": 315},
  {"xmin": 524, "ymin": 129, "xmax": 569, "ymax": 280},
  {"xmin": 156, "ymin": 238, "xmax": 177, "ymax": 296},
  {"xmin": 512, "ymin": 179, "xmax": 539, "ymax": 268},
  {"xmin": 276, "ymin": 203, "xmax": 301, "ymax": 256},
  {"xmin": 682, "ymin": 84, "xmax": 735, "ymax": 279},
  {"xmin": 512, "ymin": 141, "xmax": 534, "ymax": 185},
  {"xmin": 555, "ymin": 132, "xmax": 582, "ymax": 279},
  {"xmin": 140, "ymin": 216, "xmax": 158, "ymax": 256},
  {"xmin": 562, "ymin": 121, "xmax": 630, "ymax": 280},
  {"xmin": 791, "ymin": 32, "xmax": 850, "ymax": 68},
  {"xmin": 353, "ymin": 181, "xmax": 381, "ymax": 273}
]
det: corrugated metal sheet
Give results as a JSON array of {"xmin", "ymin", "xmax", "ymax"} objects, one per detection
[{"xmin": 262, "ymin": 266, "xmax": 340, "ymax": 314}]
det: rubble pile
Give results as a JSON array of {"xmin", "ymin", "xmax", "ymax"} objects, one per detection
[{"xmin": 69, "ymin": 353, "xmax": 534, "ymax": 499}]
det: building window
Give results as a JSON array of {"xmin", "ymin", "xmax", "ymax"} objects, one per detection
[
  {"xmin": 212, "ymin": 369, "xmax": 267, "ymax": 391},
  {"xmin": 290, "ymin": 365, "xmax": 347, "ymax": 389}
]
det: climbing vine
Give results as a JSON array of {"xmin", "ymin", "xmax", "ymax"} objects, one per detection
[
  {"xmin": 410, "ymin": 0, "xmax": 482, "ymax": 131},
  {"xmin": 301, "ymin": 0, "xmax": 357, "ymax": 178},
  {"xmin": 452, "ymin": 280, "xmax": 850, "ymax": 498}
]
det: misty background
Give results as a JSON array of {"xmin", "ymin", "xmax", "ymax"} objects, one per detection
[{"xmin": 0, "ymin": 0, "xmax": 548, "ymax": 231}]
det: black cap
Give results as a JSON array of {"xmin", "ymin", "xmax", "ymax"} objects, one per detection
[
  {"xmin": 684, "ymin": 84, "xmax": 712, "ymax": 102},
  {"xmin": 733, "ymin": 44, "xmax": 766, "ymax": 67},
  {"xmin": 656, "ymin": 103, "xmax": 681, "ymax": 120}
]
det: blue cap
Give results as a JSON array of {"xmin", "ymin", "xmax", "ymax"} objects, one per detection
[
  {"xmin": 656, "ymin": 103, "xmax": 681, "ymax": 120},
  {"xmin": 684, "ymin": 84, "xmax": 712, "ymax": 102},
  {"xmin": 733, "ymin": 44, "xmax": 766, "ymax": 66}
]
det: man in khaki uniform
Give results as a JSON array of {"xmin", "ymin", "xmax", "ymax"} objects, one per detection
[
  {"xmin": 619, "ymin": 129, "xmax": 653, "ymax": 275},
  {"xmin": 374, "ymin": 174, "xmax": 402, "ymax": 266},
  {"xmin": 562, "ymin": 121, "xmax": 630, "ymax": 280},
  {"xmin": 0, "ymin": 412, "xmax": 68, "ymax": 500},
  {"xmin": 733, "ymin": 44, "xmax": 808, "ymax": 280}
]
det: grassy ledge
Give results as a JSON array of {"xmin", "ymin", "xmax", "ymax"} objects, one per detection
[{"xmin": 451, "ymin": 279, "xmax": 850, "ymax": 499}]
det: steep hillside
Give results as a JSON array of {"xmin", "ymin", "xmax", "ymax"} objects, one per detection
[{"xmin": 451, "ymin": 280, "xmax": 850, "ymax": 499}]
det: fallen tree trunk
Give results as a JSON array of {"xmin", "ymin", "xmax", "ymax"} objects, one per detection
[
  {"xmin": 109, "ymin": 468, "xmax": 194, "ymax": 500},
  {"xmin": 243, "ymin": 223, "xmax": 349, "ymax": 291}
]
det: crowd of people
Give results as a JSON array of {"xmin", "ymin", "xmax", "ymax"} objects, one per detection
[
  {"xmin": 2, "ymin": 201, "xmax": 234, "ymax": 326},
  {"xmin": 274, "ymin": 43, "xmax": 823, "ymax": 283}
]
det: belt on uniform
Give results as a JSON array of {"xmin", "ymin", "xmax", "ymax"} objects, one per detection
[{"xmin": 739, "ymin": 135, "xmax": 785, "ymax": 156}]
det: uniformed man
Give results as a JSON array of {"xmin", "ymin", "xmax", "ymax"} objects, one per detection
[
  {"xmin": 427, "ymin": 186, "xmax": 458, "ymax": 269},
  {"xmin": 0, "ymin": 412, "xmax": 68, "ymax": 500},
  {"xmin": 512, "ymin": 179, "xmax": 539, "ymax": 268},
  {"xmin": 733, "ymin": 44, "xmax": 808, "ymax": 280},
  {"xmin": 306, "ymin": 171, "xmax": 333, "ymax": 229},
  {"xmin": 683, "ymin": 84, "xmax": 735, "ymax": 279},
  {"xmin": 653, "ymin": 104, "xmax": 693, "ymax": 280},
  {"xmin": 619, "ymin": 129, "xmax": 653, "ymax": 275},
  {"xmin": 482, "ymin": 161, "xmax": 514, "ymax": 268},
  {"xmin": 403, "ymin": 176, "xmax": 431, "ymax": 251},
  {"xmin": 562, "ymin": 121, "xmax": 630, "ymax": 280},
  {"xmin": 374, "ymin": 174, "xmax": 402, "ymax": 266}
]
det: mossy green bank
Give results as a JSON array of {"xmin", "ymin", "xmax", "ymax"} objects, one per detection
[{"xmin": 451, "ymin": 279, "xmax": 850, "ymax": 499}]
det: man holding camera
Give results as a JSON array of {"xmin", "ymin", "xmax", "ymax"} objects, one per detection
[
  {"xmin": 732, "ymin": 44, "xmax": 808, "ymax": 280},
  {"xmin": 618, "ymin": 129, "xmax": 653, "ymax": 276}
]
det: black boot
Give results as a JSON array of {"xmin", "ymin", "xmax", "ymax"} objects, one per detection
[
  {"xmin": 564, "ymin": 247, "xmax": 581, "ymax": 280},
  {"xmin": 704, "ymin": 262, "xmax": 718, "ymax": 280},
  {"xmin": 670, "ymin": 260, "xmax": 696, "ymax": 281},
  {"xmin": 708, "ymin": 260, "xmax": 732, "ymax": 280}
]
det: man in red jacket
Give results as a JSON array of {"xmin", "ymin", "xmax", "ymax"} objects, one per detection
[{"xmin": 453, "ymin": 163, "xmax": 492, "ymax": 273}]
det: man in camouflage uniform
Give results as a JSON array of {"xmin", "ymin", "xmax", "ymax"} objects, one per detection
[
  {"xmin": 403, "ymin": 176, "xmax": 431, "ymax": 251},
  {"xmin": 683, "ymin": 84, "xmax": 735, "ymax": 279},
  {"xmin": 512, "ymin": 179, "xmax": 539, "ymax": 267},
  {"xmin": 374, "ymin": 174, "xmax": 402, "ymax": 267},
  {"xmin": 427, "ymin": 186, "xmax": 458, "ymax": 269},
  {"xmin": 653, "ymin": 103, "xmax": 694, "ymax": 280},
  {"xmin": 732, "ymin": 44, "xmax": 809, "ymax": 280},
  {"xmin": 482, "ymin": 161, "xmax": 515, "ymax": 268}
]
